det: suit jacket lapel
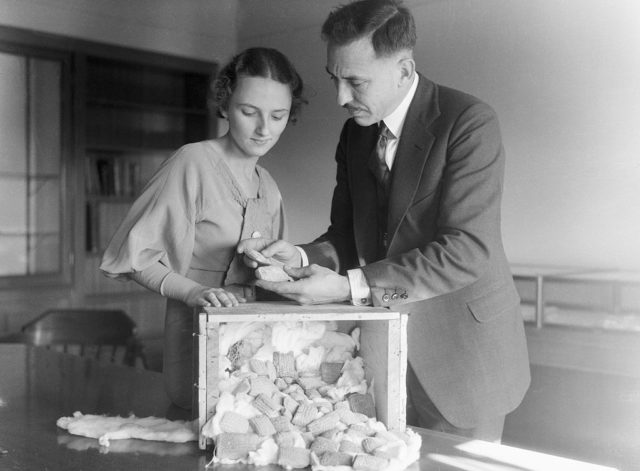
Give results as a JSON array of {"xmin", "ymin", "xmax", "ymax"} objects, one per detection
[{"xmin": 387, "ymin": 75, "xmax": 439, "ymax": 247}]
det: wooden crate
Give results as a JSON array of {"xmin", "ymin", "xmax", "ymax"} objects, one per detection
[{"xmin": 196, "ymin": 301, "xmax": 407, "ymax": 449}]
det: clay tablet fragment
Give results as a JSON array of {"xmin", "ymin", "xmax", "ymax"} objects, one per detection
[
  {"xmin": 348, "ymin": 393, "xmax": 377, "ymax": 418},
  {"xmin": 255, "ymin": 265, "xmax": 293, "ymax": 282}
]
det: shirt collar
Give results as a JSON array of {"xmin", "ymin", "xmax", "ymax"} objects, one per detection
[{"xmin": 382, "ymin": 74, "xmax": 419, "ymax": 139}]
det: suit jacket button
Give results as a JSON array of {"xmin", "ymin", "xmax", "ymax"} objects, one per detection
[
  {"xmin": 382, "ymin": 294, "xmax": 390, "ymax": 302},
  {"xmin": 360, "ymin": 297, "xmax": 368, "ymax": 305},
  {"xmin": 401, "ymin": 293, "xmax": 408, "ymax": 299},
  {"xmin": 391, "ymin": 293, "xmax": 399, "ymax": 300}
]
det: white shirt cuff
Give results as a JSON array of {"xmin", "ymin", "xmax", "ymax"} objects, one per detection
[
  {"xmin": 295, "ymin": 246, "xmax": 309, "ymax": 267},
  {"xmin": 347, "ymin": 268, "xmax": 372, "ymax": 306}
]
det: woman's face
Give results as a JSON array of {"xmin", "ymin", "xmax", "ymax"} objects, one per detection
[{"xmin": 225, "ymin": 76, "xmax": 292, "ymax": 159}]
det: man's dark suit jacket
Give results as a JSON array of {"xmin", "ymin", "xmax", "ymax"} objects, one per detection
[{"xmin": 302, "ymin": 74, "xmax": 531, "ymax": 428}]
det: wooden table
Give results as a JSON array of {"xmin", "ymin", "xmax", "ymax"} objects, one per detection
[{"xmin": 0, "ymin": 344, "xmax": 617, "ymax": 470}]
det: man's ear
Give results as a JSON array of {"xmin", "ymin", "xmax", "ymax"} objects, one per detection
[{"xmin": 397, "ymin": 56, "xmax": 415, "ymax": 87}]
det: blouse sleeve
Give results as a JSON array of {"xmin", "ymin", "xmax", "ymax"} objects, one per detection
[{"xmin": 99, "ymin": 146, "xmax": 202, "ymax": 280}]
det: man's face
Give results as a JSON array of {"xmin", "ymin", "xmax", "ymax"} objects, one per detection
[{"xmin": 326, "ymin": 37, "xmax": 404, "ymax": 127}]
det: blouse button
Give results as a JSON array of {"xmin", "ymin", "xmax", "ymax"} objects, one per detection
[
  {"xmin": 391, "ymin": 293, "xmax": 399, "ymax": 300},
  {"xmin": 382, "ymin": 294, "xmax": 390, "ymax": 303},
  {"xmin": 251, "ymin": 231, "xmax": 262, "ymax": 238}
]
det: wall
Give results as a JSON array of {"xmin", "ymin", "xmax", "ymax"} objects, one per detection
[
  {"xmin": 237, "ymin": 0, "xmax": 640, "ymax": 270},
  {"xmin": 0, "ymin": 0, "xmax": 238, "ymax": 63}
]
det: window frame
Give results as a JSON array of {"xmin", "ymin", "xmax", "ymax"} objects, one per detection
[{"xmin": 0, "ymin": 38, "xmax": 74, "ymax": 289}]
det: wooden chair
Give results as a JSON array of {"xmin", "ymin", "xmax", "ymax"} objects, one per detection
[{"xmin": 21, "ymin": 309, "xmax": 147, "ymax": 368}]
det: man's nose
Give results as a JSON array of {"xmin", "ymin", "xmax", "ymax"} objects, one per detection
[{"xmin": 336, "ymin": 82, "xmax": 352, "ymax": 107}]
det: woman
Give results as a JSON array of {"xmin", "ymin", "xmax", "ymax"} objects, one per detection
[{"xmin": 100, "ymin": 48, "xmax": 306, "ymax": 409}]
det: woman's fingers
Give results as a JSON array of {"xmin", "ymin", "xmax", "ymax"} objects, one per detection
[
  {"xmin": 203, "ymin": 289, "xmax": 245, "ymax": 307},
  {"xmin": 205, "ymin": 292, "xmax": 222, "ymax": 307}
]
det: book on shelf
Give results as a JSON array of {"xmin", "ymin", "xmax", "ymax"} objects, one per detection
[
  {"xmin": 85, "ymin": 202, "xmax": 98, "ymax": 253},
  {"xmin": 86, "ymin": 154, "xmax": 143, "ymax": 197},
  {"xmin": 85, "ymin": 200, "xmax": 131, "ymax": 254}
]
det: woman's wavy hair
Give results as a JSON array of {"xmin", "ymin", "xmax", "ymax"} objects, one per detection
[
  {"xmin": 211, "ymin": 47, "xmax": 307, "ymax": 123},
  {"xmin": 321, "ymin": 0, "xmax": 416, "ymax": 57}
]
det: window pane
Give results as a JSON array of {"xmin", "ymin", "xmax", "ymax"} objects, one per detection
[
  {"xmin": 31, "ymin": 233, "xmax": 60, "ymax": 273},
  {"xmin": 30, "ymin": 177, "xmax": 60, "ymax": 232},
  {"xmin": 0, "ymin": 51, "xmax": 64, "ymax": 278},
  {"xmin": 0, "ymin": 52, "xmax": 27, "ymax": 173},
  {"xmin": 0, "ymin": 236, "xmax": 27, "ymax": 276},
  {"xmin": 30, "ymin": 58, "xmax": 61, "ymax": 175},
  {"xmin": 0, "ymin": 179, "xmax": 27, "ymax": 232}
]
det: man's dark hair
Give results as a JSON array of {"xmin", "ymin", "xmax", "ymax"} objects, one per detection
[
  {"xmin": 211, "ymin": 47, "xmax": 306, "ymax": 122},
  {"xmin": 321, "ymin": 0, "xmax": 416, "ymax": 57}
]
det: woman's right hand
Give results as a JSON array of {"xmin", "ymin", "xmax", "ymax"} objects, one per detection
[
  {"xmin": 186, "ymin": 286, "xmax": 245, "ymax": 308},
  {"xmin": 237, "ymin": 237, "xmax": 301, "ymax": 268}
]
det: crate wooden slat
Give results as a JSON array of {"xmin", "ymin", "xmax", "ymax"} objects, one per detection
[{"xmin": 196, "ymin": 301, "xmax": 407, "ymax": 449}]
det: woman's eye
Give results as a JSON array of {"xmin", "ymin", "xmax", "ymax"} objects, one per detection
[
  {"xmin": 272, "ymin": 114, "xmax": 286, "ymax": 121},
  {"xmin": 241, "ymin": 109, "xmax": 256, "ymax": 116}
]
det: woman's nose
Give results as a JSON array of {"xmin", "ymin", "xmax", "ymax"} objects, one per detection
[{"xmin": 255, "ymin": 117, "xmax": 269, "ymax": 135}]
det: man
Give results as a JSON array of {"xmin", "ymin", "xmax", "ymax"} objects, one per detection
[{"xmin": 238, "ymin": 0, "xmax": 530, "ymax": 441}]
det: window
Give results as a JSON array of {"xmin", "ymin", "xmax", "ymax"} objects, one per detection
[{"xmin": 0, "ymin": 45, "xmax": 71, "ymax": 287}]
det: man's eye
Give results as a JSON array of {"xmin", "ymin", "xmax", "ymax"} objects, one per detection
[{"xmin": 351, "ymin": 80, "xmax": 365, "ymax": 88}]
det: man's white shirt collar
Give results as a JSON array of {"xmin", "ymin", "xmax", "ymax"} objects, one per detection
[
  {"xmin": 380, "ymin": 75, "xmax": 419, "ymax": 169},
  {"xmin": 382, "ymin": 74, "xmax": 419, "ymax": 141}
]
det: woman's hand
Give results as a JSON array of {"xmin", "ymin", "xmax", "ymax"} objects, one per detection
[
  {"xmin": 186, "ymin": 286, "xmax": 245, "ymax": 308},
  {"xmin": 237, "ymin": 237, "xmax": 301, "ymax": 268}
]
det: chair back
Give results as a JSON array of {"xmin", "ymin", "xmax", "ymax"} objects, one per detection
[{"xmin": 21, "ymin": 309, "xmax": 146, "ymax": 367}]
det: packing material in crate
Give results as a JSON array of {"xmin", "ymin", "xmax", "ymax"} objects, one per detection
[{"xmin": 196, "ymin": 302, "xmax": 408, "ymax": 450}]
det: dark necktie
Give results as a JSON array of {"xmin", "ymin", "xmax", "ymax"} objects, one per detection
[{"xmin": 371, "ymin": 122, "xmax": 395, "ymax": 192}]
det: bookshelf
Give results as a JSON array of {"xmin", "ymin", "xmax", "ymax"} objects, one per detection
[{"xmin": 82, "ymin": 55, "xmax": 215, "ymax": 294}]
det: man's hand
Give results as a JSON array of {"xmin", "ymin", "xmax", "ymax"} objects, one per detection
[
  {"xmin": 237, "ymin": 237, "xmax": 301, "ymax": 268},
  {"xmin": 255, "ymin": 264, "xmax": 351, "ymax": 305}
]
